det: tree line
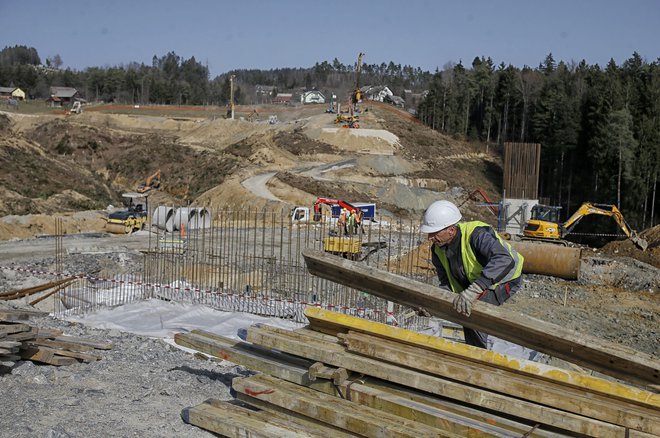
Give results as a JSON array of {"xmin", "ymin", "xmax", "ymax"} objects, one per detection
[
  {"xmin": 418, "ymin": 53, "xmax": 659, "ymax": 230},
  {"xmin": 0, "ymin": 46, "xmax": 428, "ymax": 106},
  {"xmin": 1, "ymin": 45, "xmax": 657, "ymax": 229}
]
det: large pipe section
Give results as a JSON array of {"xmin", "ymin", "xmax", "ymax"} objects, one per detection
[
  {"xmin": 152, "ymin": 206, "xmax": 176, "ymax": 231},
  {"xmin": 509, "ymin": 241, "xmax": 581, "ymax": 280}
]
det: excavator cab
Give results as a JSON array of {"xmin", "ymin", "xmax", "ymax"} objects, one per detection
[{"xmin": 523, "ymin": 205, "xmax": 563, "ymax": 240}]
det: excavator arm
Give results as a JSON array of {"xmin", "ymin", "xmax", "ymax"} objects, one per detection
[
  {"xmin": 137, "ymin": 170, "xmax": 161, "ymax": 193},
  {"xmin": 562, "ymin": 203, "xmax": 647, "ymax": 250}
]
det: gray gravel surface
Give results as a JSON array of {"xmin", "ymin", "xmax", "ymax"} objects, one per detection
[
  {"xmin": 0, "ymin": 234, "xmax": 657, "ymax": 438},
  {"xmin": 0, "ymin": 313, "xmax": 239, "ymax": 438}
]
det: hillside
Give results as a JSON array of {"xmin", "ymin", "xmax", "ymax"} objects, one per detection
[{"xmin": 0, "ymin": 102, "xmax": 501, "ymax": 236}]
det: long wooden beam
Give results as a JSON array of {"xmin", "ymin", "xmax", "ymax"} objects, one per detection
[
  {"xmin": 341, "ymin": 331, "xmax": 659, "ymax": 435},
  {"xmin": 359, "ymin": 376, "xmax": 566, "ymax": 438},
  {"xmin": 174, "ymin": 330, "xmax": 334, "ymax": 393},
  {"xmin": 246, "ymin": 325, "xmax": 628, "ymax": 437},
  {"xmin": 182, "ymin": 399, "xmax": 330, "ymax": 438},
  {"xmin": 301, "ymin": 249, "xmax": 660, "ymax": 387},
  {"xmin": 232, "ymin": 393, "xmax": 360, "ymax": 437},
  {"xmin": 304, "ymin": 307, "xmax": 660, "ymax": 409},
  {"xmin": 334, "ymin": 379, "xmax": 533, "ymax": 437},
  {"xmin": 233, "ymin": 374, "xmax": 450, "ymax": 438}
]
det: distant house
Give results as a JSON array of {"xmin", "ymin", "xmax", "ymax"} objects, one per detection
[
  {"xmin": 0, "ymin": 86, "xmax": 26, "ymax": 100},
  {"xmin": 362, "ymin": 85, "xmax": 394, "ymax": 102},
  {"xmin": 272, "ymin": 93, "xmax": 293, "ymax": 105},
  {"xmin": 255, "ymin": 85, "xmax": 276, "ymax": 103},
  {"xmin": 300, "ymin": 90, "xmax": 325, "ymax": 104},
  {"xmin": 384, "ymin": 94, "xmax": 405, "ymax": 108},
  {"xmin": 48, "ymin": 86, "xmax": 79, "ymax": 107}
]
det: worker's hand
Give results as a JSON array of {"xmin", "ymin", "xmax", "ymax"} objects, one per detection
[
  {"xmin": 452, "ymin": 283, "xmax": 483, "ymax": 317},
  {"xmin": 414, "ymin": 307, "xmax": 431, "ymax": 317}
]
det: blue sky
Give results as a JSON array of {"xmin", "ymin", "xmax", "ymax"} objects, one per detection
[{"xmin": 1, "ymin": 0, "xmax": 658, "ymax": 77}]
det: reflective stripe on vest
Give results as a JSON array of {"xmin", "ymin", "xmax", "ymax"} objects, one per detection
[{"xmin": 434, "ymin": 221, "xmax": 524, "ymax": 293}]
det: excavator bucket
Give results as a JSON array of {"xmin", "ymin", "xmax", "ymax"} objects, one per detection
[{"xmin": 631, "ymin": 235, "xmax": 649, "ymax": 251}]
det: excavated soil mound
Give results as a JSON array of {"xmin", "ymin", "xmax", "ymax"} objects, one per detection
[{"xmin": 600, "ymin": 225, "xmax": 660, "ymax": 268}]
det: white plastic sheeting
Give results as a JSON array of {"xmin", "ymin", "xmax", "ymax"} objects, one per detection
[{"xmin": 65, "ymin": 299, "xmax": 303, "ymax": 341}]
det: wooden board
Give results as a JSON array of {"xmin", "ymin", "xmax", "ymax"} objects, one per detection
[
  {"xmin": 182, "ymin": 399, "xmax": 330, "ymax": 438},
  {"xmin": 336, "ymin": 379, "xmax": 526, "ymax": 438},
  {"xmin": 246, "ymin": 324, "xmax": 629, "ymax": 437},
  {"xmin": 174, "ymin": 330, "xmax": 334, "ymax": 393},
  {"xmin": 53, "ymin": 336, "xmax": 113, "ymax": 350},
  {"xmin": 233, "ymin": 374, "xmax": 452, "ymax": 438},
  {"xmin": 0, "ymin": 323, "xmax": 30, "ymax": 335},
  {"xmin": 25, "ymin": 344, "xmax": 101, "ymax": 362},
  {"xmin": 361, "ymin": 377, "xmax": 566, "ymax": 438},
  {"xmin": 0, "ymin": 308, "xmax": 48, "ymax": 321},
  {"xmin": 19, "ymin": 346, "xmax": 78, "ymax": 366},
  {"xmin": 301, "ymin": 249, "xmax": 660, "ymax": 387}
]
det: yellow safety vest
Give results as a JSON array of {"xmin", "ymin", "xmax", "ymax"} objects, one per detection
[{"xmin": 434, "ymin": 221, "xmax": 524, "ymax": 293}]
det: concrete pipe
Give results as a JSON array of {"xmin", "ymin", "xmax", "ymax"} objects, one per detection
[
  {"xmin": 195, "ymin": 208, "xmax": 212, "ymax": 229},
  {"xmin": 173, "ymin": 207, "xmax": 197, "ymax": 232},
  {"xmin": 152, "ymin": 206, "xmax": 175, "ymax": 231},
  {"xmin": 509, "ymin": 241, "xmax": 582, "ymax": 280}
]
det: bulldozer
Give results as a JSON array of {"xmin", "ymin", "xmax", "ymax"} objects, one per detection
[
  {"xmin": 523, "ymin": 202, "xmax": 648, "ymax": 250},
  {"xmin": 105, "ymin": 193, "xmax": 149, "ymax": 234},
  {"xmin": 137, "ymin": 170, "xmax": 161, "ymax": 193}
]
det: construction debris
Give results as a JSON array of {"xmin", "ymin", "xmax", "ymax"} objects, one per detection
[
  {"xmin": 0, "ymin": 308, "xmax": 110, "ymax": 372},
  {"xmin": 176, "ymin": 308, "xmax": 660, "ymax": 437}
]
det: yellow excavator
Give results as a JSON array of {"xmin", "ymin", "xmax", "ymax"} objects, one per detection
[
  {"xmin": 137, "ymin": 169, "xmax": 161, "ymax": 194},
  {"xmin": 105, "ymin": 193, "xmax": 149, "ymax": 234},
  {"xmin": 523, "ymin": 202, "xmax": 648, "ymax": 250}
]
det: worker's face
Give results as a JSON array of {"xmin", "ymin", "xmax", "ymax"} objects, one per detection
[{"xmin": 428, "ymin": 225, "xmax": 456, "ymax": 247}]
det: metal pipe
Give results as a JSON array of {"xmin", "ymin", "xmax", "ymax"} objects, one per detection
[{"xmin": 509, "ymin": 241, "xmax": 581, "ymax": 280}]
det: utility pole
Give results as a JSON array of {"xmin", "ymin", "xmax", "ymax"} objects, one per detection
[{"xmin": 230, "ymin": 74, "xmax": 236, "ymax": 120}]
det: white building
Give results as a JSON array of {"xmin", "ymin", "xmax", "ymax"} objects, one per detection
[{"xmin": 300, "ymin": 90, "xmax": 325, "ymax": 104}]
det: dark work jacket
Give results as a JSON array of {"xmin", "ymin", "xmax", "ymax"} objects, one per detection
[{"xmin": 431, "ymin": 225, "xmax": 516, "ymax": 291}]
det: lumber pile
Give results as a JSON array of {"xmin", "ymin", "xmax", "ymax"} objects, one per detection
[
  {"xmin": 301, "ymin": 249, "xmax": 660, "ymax": 389},
  {"xmin": 0, "ymin": 307, "xmax": 111, "ymax": 372},
  {"xmin": 177, "ymin": 307, "xmax": 660, "ymax": 438}
]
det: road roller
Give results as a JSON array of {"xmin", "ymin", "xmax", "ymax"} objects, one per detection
[{"xmin": 105, "ymin": 192, "xmax": 149, "ymax": 234}]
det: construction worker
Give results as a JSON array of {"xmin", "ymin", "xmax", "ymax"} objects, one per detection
[
  {"xmin": 338, "ymin": 208, "xmax": 348, "ymax": 235},
  {"xmin": 347, "ymin": 209, "xmax": 356, "ymax": 235},
  {"xmin": 420, "ymin": 200, "xmax": 524, "ymax": 349},
  {"xmin": 354, "ymin": 209, "xmax": 363, "ymax": 234}
]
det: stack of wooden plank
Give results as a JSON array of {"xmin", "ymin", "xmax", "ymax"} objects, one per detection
[
  {"xmin": 177, "ymin": 307, "xmax": 660, "ymax": 438},
  {"xmin": 0, "ymin": 307, "xmax": 111, "ymax": 372}
]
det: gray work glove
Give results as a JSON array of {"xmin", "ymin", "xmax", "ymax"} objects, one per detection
[{"xmin": 452, "ymin": 283, "xmax": 483, "ymax": 317}]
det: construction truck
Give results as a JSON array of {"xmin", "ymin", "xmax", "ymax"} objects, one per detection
[
  {"xmin": 523, "ymin": 202, "xmax": 648, "ymax": 250},
  {"xmin": 291, "ymin": 197, "xmax": 380, "ymax": 260},
  {"xmin": 105, "ymin": 193, "xmax": 149, "ymax": 234},
  {"xmin": 291, "ymin": 197, "xmax": 375, "ymax": 223},
  {"xmin": 137, "ymin": 169, "xmax": 161, "ymax": 193}
]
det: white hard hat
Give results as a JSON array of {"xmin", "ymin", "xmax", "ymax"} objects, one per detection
[{"xmin": 420, "ymin": 200, "xmax": 462, "ymax": 233}]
